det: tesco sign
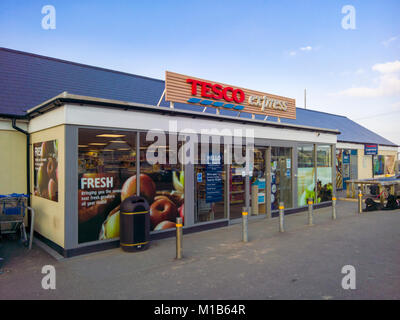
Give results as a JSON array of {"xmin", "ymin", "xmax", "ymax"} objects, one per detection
[
  {"xmin": 165, "ymin": 71, "xmax": 297, "ymax": 119},
  {"xmin": 186, "ymin": 79, "xmax": 245, "ymax": 104}
]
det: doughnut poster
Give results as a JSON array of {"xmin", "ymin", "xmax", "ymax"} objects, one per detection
[
  {"xmin": 33, "ymin": 140, "xmax": 59, "ymax": 202},
  {"xmin": 78, "ymin": 171, "xmax": 184, "ymax": 244}
]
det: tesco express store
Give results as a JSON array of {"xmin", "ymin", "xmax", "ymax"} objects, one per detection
[{"xmin": 0, "ymin": 50, "xmax": 339, "ymax": 257}]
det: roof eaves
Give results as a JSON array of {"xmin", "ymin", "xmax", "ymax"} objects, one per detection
[{"xmin": 26, "ymin": 93, "xmax": 341, "ymax": 135}]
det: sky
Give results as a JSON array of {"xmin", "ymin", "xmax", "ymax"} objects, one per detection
[{"xmin": 0, "ymin": 0, "xmax": 399, "ymax": 147}]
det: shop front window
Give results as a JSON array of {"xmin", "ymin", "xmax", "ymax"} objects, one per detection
[
  {"xmin": 374, "ymin": 155, "xmax": 385, "ymax": 175},
  {"xmin": 316, "ymin": 145, "xmax": 333, "ymax": 203},
  {"xmin": 384, "ymin": 155, "xmax": 395, "ymax": 175},
  {"xmin": 297, "ymin": 144, "xmax": 315, "ymax": 206},
  {"xmin": 139, "ymin": 132, "xmax": 184, "ymax": 232},
  {"xmin": 78, "ymin": 128, "xmax": 136, "ymax": 244}
]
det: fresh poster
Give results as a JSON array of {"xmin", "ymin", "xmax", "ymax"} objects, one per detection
[{"xmin": 33, "ymin": 140, "xmax": 59, "ymax": 202}]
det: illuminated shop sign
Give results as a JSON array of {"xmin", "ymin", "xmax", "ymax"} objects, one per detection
[{"xmin": 165, "ymin": 71, "xmax": 296, "ymax": 119}]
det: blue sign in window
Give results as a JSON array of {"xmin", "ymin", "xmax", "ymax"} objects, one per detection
[{"xmin": 364, "ymin": 144, "xmax": 378, "ymax": 155}]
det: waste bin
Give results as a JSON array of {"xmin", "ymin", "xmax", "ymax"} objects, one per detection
[{"xmin": 120, "ymin": 196, "xmax": 150, "ymax": 252}]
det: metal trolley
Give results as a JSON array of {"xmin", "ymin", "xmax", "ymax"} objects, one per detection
[{"xmin": 0, "ymin": 194, "xmax": 35, "ymax": 252}]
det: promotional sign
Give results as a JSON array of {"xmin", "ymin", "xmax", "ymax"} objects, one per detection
[
  {"xmin": 374, "ymin": 155, "xmax": 385, "ymax": 175},
  {"xmin": 205, "ymin": 154, "xmax": 223, "ymax": 203},
  {"xmin": 78, "ymin": 169, "xmax": 185, "ymax": 244},
  {"xmin": 34, "ymin": 140, "xmax": 59, "ymax": 202},
  {"xmin": 165, "ymin": 71, "xmax": 296, "ymax": 119},
  {"xmin": 364, "ymin": 144, "xmax": 378, "ymax": 155}
]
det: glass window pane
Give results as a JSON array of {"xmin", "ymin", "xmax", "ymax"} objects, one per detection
[
  {"xmin": 317, "ymin": 145, "xmax": 333, "ymax": 203},
  {"xmin": 297, "ymin": 144, "xmax": 315, "ymax": 206},
  {"xmin": 195, "ymin": 142, "xmax": 226, "ymax": 223},
  {"xmin": 271, "ymin": 147, "xmax": 292, "ymax": 210},
  {"xmin": 250, "ymin": 148, "xmax": 267, "ymax": 215},
  {"xmin": 140, "ymin": 132, "xmax": 184, "ymax": 231},
  {"xmin": 78, "ymin": 128, "xmax": 136, "ymax": 244}
]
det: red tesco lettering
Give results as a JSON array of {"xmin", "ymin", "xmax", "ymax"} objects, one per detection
[{"xmin": 186, "ymin": 79, "xmax": 245, "ymax": 103}]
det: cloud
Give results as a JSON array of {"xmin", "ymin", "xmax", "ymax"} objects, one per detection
[
  {"xmin": 372, "ymin": 60, "xmax": 400, "ymax": 74},
  {"xmin": 392, "ymin": 101, "xmax": 400, "ymax": 109},
  {"xmin": 288, "ymin": 45, "xmax": 313, "ymax": 57},
  {"xmin": 382, "ymin": 36, "xmax": 398, "ymax": 47},
  {"xmin": 300, "ymin": 46, "xmax": 312, "ymax": 51},
  {"xmin": 355, "ymin": 68, "xmax": 365, "ymax": 75},
  {"xmin": 338, "ymin": 60, "xmax": 400, "ymax": 98}
]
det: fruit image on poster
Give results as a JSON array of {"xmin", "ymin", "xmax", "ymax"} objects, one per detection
[
  {"xmin": 78, "ymin": 172, "xmax": 121, "ymax": 243},
  {"xmin": 78, "ymin": 171, "xmax": 184, "ymax": 243},
  {"xmin": 34, "ymin": 140, "xmax": 59, "ymax": 202}
]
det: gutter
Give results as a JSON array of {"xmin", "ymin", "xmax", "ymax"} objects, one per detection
[{"xmin": 11, "ymin": 118, "xmax": 30, "ymax": 206}]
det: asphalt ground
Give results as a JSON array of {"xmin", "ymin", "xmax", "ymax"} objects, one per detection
[{"xmin": 0, "ymin": 200, "xmax": 399, "ymax": 300}]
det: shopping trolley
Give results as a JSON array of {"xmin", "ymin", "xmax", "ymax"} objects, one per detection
[{"xmin": 0, "ymin": 194, "xmax": 35, "ymax": 254}]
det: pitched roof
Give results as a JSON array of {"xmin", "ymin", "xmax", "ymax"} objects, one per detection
[{"xmin": 0, "ymin": 47, "xmax": 397, "ymax": 147}]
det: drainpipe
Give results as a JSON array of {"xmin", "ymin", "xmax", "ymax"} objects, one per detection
[{"xmin": 11, "ymin": 118, "xmax": 30, "ymax": 207}]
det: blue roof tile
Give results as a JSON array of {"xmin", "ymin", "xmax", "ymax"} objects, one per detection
[{"xmin": 0, "ymin": 47, "xmax": 397, "ymax": 147}]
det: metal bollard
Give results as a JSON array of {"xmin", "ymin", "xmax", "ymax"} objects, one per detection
[
  {"xmin": 358, "ymin": 189, "xmax": 363, "ymax": 214},
  {"xmin": 176, "ymin": 217, "xmax": 183, "ymax": 259},
  {"xmin": 279, "ymin": 202, "xmax": 285, "ymax": 232},
  {"xmin": 307, "ymin": 198, "xmax": 314, "ymax": 226},
  {"xmin": 332, "ymin": 196, "xmax": 337, "ymax": 220},
  {"xmin": 242, "ymin": 211, "xmax": 248, "ymax": 242}
]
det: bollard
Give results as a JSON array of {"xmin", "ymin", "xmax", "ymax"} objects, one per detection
[
  {"xmin": 332, "ymin": 196, "xmax": 337, "ymax": 220},
  {"xmin": 176, "ymin": 217, "xmax": 183, "ymax": 259},
  {"xmin": 279, "ymin": 202, "xmax": 285, "ymax": 232},
  {"xmin": 242, "ymin": 211, "xmax": 248, "ymax": 242},
  {"xmin": 307, "ymin": 198, "xmax": 314, "ymax": 226},
  {"xmin": 358, "ymin": 189, "xmax": 363, "ymax": 214}
]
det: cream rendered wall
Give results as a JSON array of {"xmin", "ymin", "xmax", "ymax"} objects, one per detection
[
  {"xmin": 30, "ymin": 125, "xmax": 65, "ymax": 248},
  {"xmin": 358, "ymin": 154, "xmax": 373, "ymax": 180},
  {"xmin": 0, "ymin": 120, "xmax": 27, "ymax": 194}
]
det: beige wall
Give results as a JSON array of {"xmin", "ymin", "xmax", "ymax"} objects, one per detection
[
  {"xmin": 31, "ymin": 125, "xmax": 65, "ymax": 248},
  {"xmin": 0, "ymin": 129, "xmax": 27, "ymax": 194},
  {"xmin": 358, "ymin": 154, "xmax": 373, "ymax": 180}
]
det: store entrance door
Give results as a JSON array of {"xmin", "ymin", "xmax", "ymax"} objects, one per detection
[
  {"xmin": 270, "ymin": 147, "xmax": 293, "ymax": 210},
  {"xmin": 194, "ymin": 144, "xmax": 226, "ymax": 223}
]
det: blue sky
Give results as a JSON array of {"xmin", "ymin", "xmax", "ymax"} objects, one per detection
[{"xmin": 1, "ymin": 0, "xmax": 399, "ymax": 145}]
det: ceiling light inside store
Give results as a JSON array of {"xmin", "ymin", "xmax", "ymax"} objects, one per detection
[
  {"xmin": 118, "ymin": 148, "xmax": 131, "ymax": 151},
  {"xmin": 78, "ymin": 145, "xmax": 88, "ymax": 147},
  {"xmin": 96, "ymin": 134, "xmax": 126, "ymax": 138},
  {"xmin": 89, "ymin": 143, "xmax": 107, "ymax": 146}
]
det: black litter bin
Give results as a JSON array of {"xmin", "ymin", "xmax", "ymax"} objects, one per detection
[{"xmin": 120, "ymin": 196, "xmax": 150, "ymax": 252}]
